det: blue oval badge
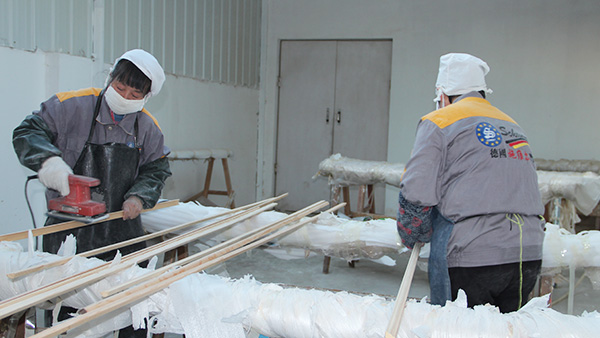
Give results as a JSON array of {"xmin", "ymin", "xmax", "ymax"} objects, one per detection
[{"xmin": 476, "ymin": 122, "xmax": 502, "ymax": 147}]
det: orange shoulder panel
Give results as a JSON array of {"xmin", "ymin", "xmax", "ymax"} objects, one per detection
[
  {"xmin": 422, "ymin": 98, "xmax": 517, "ymax": 129},
  {"xmin": 56, "ymin": 88, "xmax": 102, "ymax": 102},
  {"xmin": 142, "ymin": 108, "xmax": 163, "ymax": 131}
]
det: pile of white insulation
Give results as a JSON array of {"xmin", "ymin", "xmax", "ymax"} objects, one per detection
[
  {"xmin": 2, "ymin": 154, "xmax": 599, "ymax": 337},
  {"xmin": 317, "ymin": 154, "xmax": 600, "ymax": 216},
  {"xmin": 2, "ymin": 239, "xmax": 600, "ymax": 338},
  {"xmin": 142, "ymin": 203, "xmax": 600, "ymax": 275}
]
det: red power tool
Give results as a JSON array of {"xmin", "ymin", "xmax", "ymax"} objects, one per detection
[{"xmin": 47, "ymin": 174, "xmax": 109, "ymax": 223}]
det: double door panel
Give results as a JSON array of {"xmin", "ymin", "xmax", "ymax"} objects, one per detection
[{"xmin": 275, "ymin": 40, "xmax": 391, "ymax": 212}]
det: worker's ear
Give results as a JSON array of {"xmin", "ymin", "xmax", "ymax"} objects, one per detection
[
  {"xmin": 437, "ymin": 93, "xmax": 451, "ymax": 109},
  {"xmin": 440, "ymin": 93, "xmax": 452, "ymax": 107}
]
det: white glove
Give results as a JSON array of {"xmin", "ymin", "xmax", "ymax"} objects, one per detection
[
  {"xmin": 123, "ymin": 196, "xmax": 143, "ymax": 220},
  {"xmin": 38, "ymin": 156, "xmax": 73, "ymax": 196}
]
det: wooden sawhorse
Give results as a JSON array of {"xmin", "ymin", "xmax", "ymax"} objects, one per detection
[
  {"xmin": 186, "ymin": 157, "xmax": 236, "ymax": 208},
  {"xmin": 169, "ymin": 149, "xmax": 235, "ymax": 208},
  {"xmin": 334, "ymin": 184, "xmax": 376, "ymax": 218},
  {"xmin": 322, "ymin": 184, "xmax": 381, "ymax": 274}
]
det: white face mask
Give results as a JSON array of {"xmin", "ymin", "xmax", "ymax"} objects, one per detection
[{"xmin": 104, "ymin": 85, "xmax": 147, "ymax": 115}]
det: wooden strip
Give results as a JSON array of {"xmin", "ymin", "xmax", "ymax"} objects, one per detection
[
  {"xmin": 206, "ymin": 190, "xmax": 229, "ymax": 196},
  {"xmin": 0, "ymin": 202, "xmax": 277, "ymax": 320},
  {"xmin": 0, "ymin": 199, "xmax": 180, "ymax": 242},
  {"xmin": 384, "ymin": 242, "xmax": 422, "ymax": 338},
  {"xmin": 31, "ymin": 203, "xmax": 346, "ymax": 338},
  {"xmin": 7, "ymin": 194, "xmax": 287, "ymax": 279},
  {"xmin": 3, "ymin": 200, "xmax": 271, "ymax": 308},
  {"xmin": 102, "ymin": 200, "xmax": 328, "ymax": 297}
]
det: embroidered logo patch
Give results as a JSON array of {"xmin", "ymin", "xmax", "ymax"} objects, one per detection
[{"xmin": 476, "ymin": 122, "xmax": 502, "ymax": 147}]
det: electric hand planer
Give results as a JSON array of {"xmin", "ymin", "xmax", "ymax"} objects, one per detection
[{"xmin": 47, "ymin": 174, "xmax": 109, "ymax": 223}]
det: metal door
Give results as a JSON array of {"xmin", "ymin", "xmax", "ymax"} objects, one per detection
[
  {"xmin": 275, "ymin": 41, "xmax": 337, "ymax": 211},
  {"xmin": 332, "ymin": 40, "xmax": 392, "ymax": 213},
  {"xmin": 275, "ymin": 40, "xmax": 392, "ymax": 212}
]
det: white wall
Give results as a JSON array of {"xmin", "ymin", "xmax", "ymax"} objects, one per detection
[
  {"xmin": 1, "ymin": 47, "xmax": 258, "ymax": 239},
  {"xmin": 1, "ymin": 48, "xmax": 49, "ymax": 243},
  {"xmin": 257, "ymin": 0, "xmax": 600, "ymax": 216},
  {"xmin": 155, "ymin": 75, "xmax": 259, "ymax": 207}
]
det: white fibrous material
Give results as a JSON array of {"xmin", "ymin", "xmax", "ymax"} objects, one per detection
[
  {"xmin": 2, "ymin": 243, "xmax": 600, "ymax": 338},
  {"xmin": 171, "ymin": 277, "xmax": 600, "ymax": 338},
  {"xmin": 168, "ymin": 148, "xmax": 233, "ymax": 160},
  {"xmin": 0, "ymin": 241, "xmax": 152, "ymax": 337},
  {"xmin": 142, "ymin": 202, "xmax": 404, "ymax": 263},
  {"xmin": 535, "ymin": 159, "xmax": 600, "ymax": 175},
  {"xmin": 543, "ymin": 223, "xmax": 600, "ymax": 268},
  {"xmin": 541, "ymin": 223, "xmax": 600, "ymax": 289},
  {"xmin": 143, "ymin": 203, "xmax": 600, "ymax": 270},
  {"xmin": 315, "ymin": 153, "xmax": 405, "ymax": 187},
  {"xmin": 537, "ymin": 170, "xmax": 600, "ymax": 215},
  {"xmin": 315, "ymin": 155, "xmax": 600, "ymax": 217}
]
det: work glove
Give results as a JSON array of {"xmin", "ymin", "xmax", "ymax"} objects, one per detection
[
  {"xmin": 397, "ymin": 191, "xmax": 433, "ymax": 249},
  {"xmin": 123, "ymin": 196, "xmax": 143, "ymax": 220},
  {"xmin": 38, "ymin": 156, "xmax": 73, "ymax": 196}
]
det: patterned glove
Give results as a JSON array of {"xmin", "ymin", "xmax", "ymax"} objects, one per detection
[{"xmin": 396, "ymin": 191, "xmax": 433, "ymax": 249}]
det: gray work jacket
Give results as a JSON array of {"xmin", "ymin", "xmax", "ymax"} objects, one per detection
[
  {"xmin": 400, "ymin": 94, "xmax": 545, "ymax": 267},
  {"xmin": 13, "ymin": 87, "xmax": 171, "ymax": 208}
]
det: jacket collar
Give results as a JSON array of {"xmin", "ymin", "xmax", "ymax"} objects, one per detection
[{"xmin": 95, "ymin": 101, "xmax": 137, "ymax": 136}]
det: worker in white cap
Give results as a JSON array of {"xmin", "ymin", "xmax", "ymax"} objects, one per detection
[
  {"xmin": 13, "ymin": 49, "xmax": 170, "ymax": 335},
  {"xmin": 396, "ymin": 53, "xmax": 544, "ymax": 313}
]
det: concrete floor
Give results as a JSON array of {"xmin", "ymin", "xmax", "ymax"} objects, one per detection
[{"xmin": 223, "ymin": 247, "xmax": 427, "ymax": 299}]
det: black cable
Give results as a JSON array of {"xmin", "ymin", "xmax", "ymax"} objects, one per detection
[{"xmin": 25, "ymin": 175, "xmax": 39, "ymax": 250}]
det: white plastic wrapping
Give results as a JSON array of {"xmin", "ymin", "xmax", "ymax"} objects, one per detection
[
  {"xmin": 142, "ymin": 202, "xmax": 600, "ymax": 270},
  {"xmin": 316, "ymin": 155, "xmax": 600, "ymax": 217},
  {"xmin": 162, "ymin": 274, "xmax": 600, "ymax": 337},
  {"xmin": 2, "ymin": 233, "xmax": 600, "ymax": 337},
  {"xmin": 0, "ymin": 242, "xmax": 146, "ymax": 337},
  {"xmin": 315, "ymin": 153, "xmax": 405, "ymax": 187},
  {"xmin": 5, "ymin": 245, "xmax": 600, "ymax": 338},
  {"xmin": 142, "ymin": 202, "xmax": 403, "ymax": 264},
  {"xmin": 535, "ymin": 159, "xmax": 600, "ymax": 174},
  {"xmin": 542, "ymin": 223, "xmax": 600, "ymax": 268},
  {"xmin": 168, "ymin": 148, "xmax": 233, "ymax": 160},
  {"xmin": 537, "ymin": 170, "xmax": 600, "ymax": 215}
]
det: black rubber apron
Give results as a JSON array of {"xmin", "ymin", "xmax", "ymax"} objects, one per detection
[{"xmin": 43, "ymin": 91, "xmax": 146, "ymax": 261}]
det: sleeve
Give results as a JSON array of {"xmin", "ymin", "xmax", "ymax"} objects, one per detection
[
  {"xmin": 12, "ymin": 114, "xmax": 62, "ymax": 172},
  {"xmin": 400, "ymin": 119, "xmax": 445, "ymax": 206},
  {"xmin": 397, "ymin": 191, "xmax": 433, "ymax": 249},
  {"xmin": 124, "ymin": 156, "xmax": 172, "ymax": 209}
]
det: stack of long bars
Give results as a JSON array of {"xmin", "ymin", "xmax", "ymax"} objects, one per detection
[{"xmin": 0, "ymin": 195, "xmax": 343, "ymax": 337}]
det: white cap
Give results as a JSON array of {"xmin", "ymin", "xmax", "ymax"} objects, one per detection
[
  {"xmin": 434, "ymin": 53, "xmax": 492, "ymax": 103},
  {"xmin": 110, "ymin": 49, "xmax": 166, "ymax": 98}
]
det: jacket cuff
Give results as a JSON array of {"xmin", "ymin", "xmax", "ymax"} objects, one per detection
[{"xmin": 396, "ymin": 191, "xmax": 434, "ymax": 249}]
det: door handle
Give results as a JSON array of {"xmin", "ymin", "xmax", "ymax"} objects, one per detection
[
  {"xmin": 326, "ymin": 108, "xmax": 330, "ymax": 123},
  {"xmin": 336, "ymin": 110, "xmax": 341, "ymax": 124}
]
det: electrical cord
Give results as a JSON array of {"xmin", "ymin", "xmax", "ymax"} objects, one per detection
[{"xmin": 25, "ymin": 175, "xmax": 39, "ymax": 250}]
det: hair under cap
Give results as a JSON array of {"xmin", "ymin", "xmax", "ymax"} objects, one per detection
[
  {"xmin": 111, "ymin": 49, "xmax": 166, "ymax": 98},
  {"xmin": 434, "ymin": 53, "xmax": 492, "ymax": 102}
]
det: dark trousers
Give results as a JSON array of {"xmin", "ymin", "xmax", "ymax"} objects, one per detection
[{"xmin": 448, "ymin": 260, "xmax": 542, "ymax": 313}]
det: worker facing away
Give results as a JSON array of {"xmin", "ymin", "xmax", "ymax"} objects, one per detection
[
  {"xmin": 12, "ymin": 48, "xmax": 172, "ymax": 259},
  {"xmin": 396, "ymin": 53, "xmax": 545, "ymax": 313}
]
